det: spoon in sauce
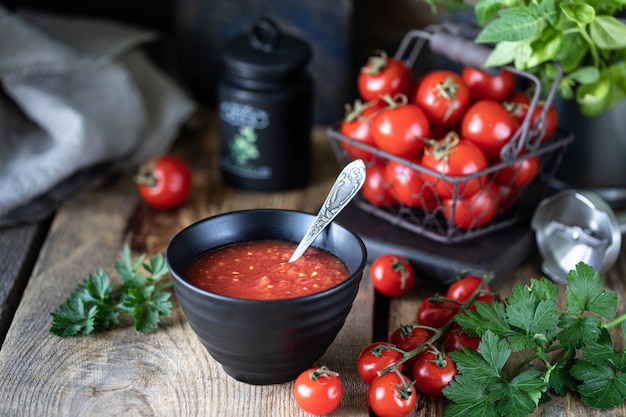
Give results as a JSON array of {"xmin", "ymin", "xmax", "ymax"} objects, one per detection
[{"xmin": 289, "ymin": 159, "xmax": 366, "ymax": 263}]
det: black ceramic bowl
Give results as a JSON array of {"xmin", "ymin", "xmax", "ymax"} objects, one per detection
[{"xmin": 166, "ymin": 209, "xmax": 367, "ymax": 385}]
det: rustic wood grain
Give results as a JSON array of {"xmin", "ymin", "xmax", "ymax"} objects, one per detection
[
  {"xmin": 1, "ymin": 109, "xmax": 625, "ymax": 416},
  {"xmin": 0, "ymin": 219, "xmax": 50, "ymax": 347},
  {"xmin": 0, "ymin": 115, "xmax": 373, "ymax": 417}
]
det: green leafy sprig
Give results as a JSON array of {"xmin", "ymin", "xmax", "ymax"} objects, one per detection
[
  {"xmin": 443, "ymin": 262, "xmax": 626, "ymax": 416},
  {"xmin": 50, "ymin": 245, "xmax": 173, "ymax": 336},
  {"xmin": 424, "ymin": 0, "xmax": 626, "ymax": 116}
]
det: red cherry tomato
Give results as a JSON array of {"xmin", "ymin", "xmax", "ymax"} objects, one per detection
[
  {"xmin": 388, "ymin": 324, "xmax": 434, "ymax": 372},
  {"xmin": 356, "ymin": 342, "xmax": 404, "ymax": 384},
  {"xmin": 384, "ymin": 159, "xmax": 437, "ymax": 210},
  {"xmin": 293, "ymin": 367, "xmax": 343, "ymax": 415},
  {"xmin": 420, "ymin": 134, "xmax": 488, "ymax": 199},
  {"xmin": 461, "ymin": 100, "xmax": 520, "ymax": 160},
  {"xmin": 497, "ymin": 183, "xmax": 521, "ymax": 211},
  {"xmin": 461, "ymin": 67, "xmax": 516, "ymax": 102},
  {"xmin": 530, "ymin": 104, "xmax": 558, "ymax": 143},
  {"xmin": 493, "ymin": 155, "xmax": 540, "ymax": 188},
  {"xmin": 446, "ymin": 275, "xmax": 494, "ymax": 308},
  {"xmin": 412, "ymin": 349, "xmax": 458, "ymax": 397},
  {"xmin": 136, "ymin": 155, "xmax": 192, "ymax": 209},
  {"xmin": 413, "ymin": 70, "xmax": 471, "ymax": 127},
  {"xmin": 371, "ymin": 101, "xmax": 431, "ymax": 158},
  {"xmin": 370, "ymin": 254, "xmax": 416, "ymax": 297},
  {"xmin": 416, "ymin": 296, "xmax": 460, "ymax": 329},
  {"xmin": 444, "ymin": 324, "xmax": 481, "ymax": 352},
  {"xmin": 339, "ymin": 99, "xmax": 384, "ymax": 162},
  {"xmin": 504, "ymin": 92, "xmax": 558, "ymax": 144},
  {"xmin": 504, "ymin": 91, "xmax": 531, "ymax": 124},
  {"xmin": 368, "ymin": 371, "xmax": 417, "ymax": 417},
  {"xmin": 358, "ymin": 51, "xmax": 414, "ymax": 102},
  {"xmin": 441, "ymin": 182, "xmax": 500, "ymax": 230},
  {"xmin": 361, "ymin": 162, "xmax": 395, "ymax": 207}
]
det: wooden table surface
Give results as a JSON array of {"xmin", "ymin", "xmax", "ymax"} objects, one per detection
[{"xmin": 0, "ymin": 109, "xmax": 624, "ymax": 417}]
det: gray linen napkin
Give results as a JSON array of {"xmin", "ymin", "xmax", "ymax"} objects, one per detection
[{"xmin": 0, "ymin": 6, "xmax": 196, "ymax": 226}]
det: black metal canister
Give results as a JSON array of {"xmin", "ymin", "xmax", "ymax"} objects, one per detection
[{"xmin": 218, "ymin": 18, "xmax": 313, "ymax": 191}]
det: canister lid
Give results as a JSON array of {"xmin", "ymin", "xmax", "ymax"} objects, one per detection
[{"xmin": 221, "ymin": 18, "xmax": 311, "ymax": 81}]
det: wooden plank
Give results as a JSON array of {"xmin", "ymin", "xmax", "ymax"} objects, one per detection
[
  {"xmin": 0, "ymin": 219, "xmax": 50, "ymax": 348},
  {"xmin": 0, "ymin": 117, "xmax": 377, "ymax": 416}
]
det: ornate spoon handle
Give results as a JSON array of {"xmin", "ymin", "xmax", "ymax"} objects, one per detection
[{"xmin": 289, "ymin": 159, "xmax": 366, "ymax": 263}]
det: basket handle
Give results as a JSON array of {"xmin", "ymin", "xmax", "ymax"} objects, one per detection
[{"xmin": 428, "ymin": 29, "xmax": 492, "ymax": 69}]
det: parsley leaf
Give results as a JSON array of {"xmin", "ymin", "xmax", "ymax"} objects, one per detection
[
  {"xmin": 443, "ymin": 261, "xmax": 626, "ymax": 414},
  {"xmin": 50, "ymin": 245, "xmax": 172, "ymax": 336}
]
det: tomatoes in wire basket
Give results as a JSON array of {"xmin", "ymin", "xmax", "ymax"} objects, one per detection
[
  {"xmin": 370, "ymin": 98, "xmax": 430, "ymax": 158},
  {"xmin": 384, "ymin": 159, "xmax": 437, "ymax": 210},
  {"xmin": 358, "ymin": 50, "xmax": 414, "ymax": 102},
  {"xmin": 461, "ymin": 67, "xmax": 515, "ymax": 103},
  {"xmin": 441, "ymin": 182, "xmax": 500, "ymax": 230},
  {"xmin": 361, "ymin": 162, "xmax": 395, "ymax": 207},
  {"xmin": 420, "ymin": 134, "xmax": 488, "ymax": 200},
  {"xmin": 339, "ymin": 99, "xmax": 384, "ymax": 163},
  {"xmin": 461, "ymin": 100, "xmax": 520, "ymax": 160},
  {"xmin": 413, "ymin": 70, "xmax": 471, "ymax": 127}
]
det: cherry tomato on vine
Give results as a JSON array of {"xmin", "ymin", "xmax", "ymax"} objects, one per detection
[
  {"xmin": 446, "ymin": 275, "xmax": 495, "ymax": 310},
  {"xmin": 444, "ymin": 324, "xmax": 481, "ymax": 353},
  {"xmin": 371, "ymin": 100, "xmax": 431, "ymax": 158},
  {"xmin": 412, "ymin": 349, "xmax": 458, "ymax": 397},
  {"xmin": 416, "ymin": 296, "xmax": 460, "ymax": 329},
  {"xmin": 339, "ymin": 99, "xmax": 384, "ymax": 162},
  {"xmin": 420, "ymin": 134, "xmax": 488, "ymax": 199},
  {"xmin": 446, "ymin": 275, "xmax": 491, "ymax": 304},
  {"xmin": 368, "ymin": 371, "xmax": 417, "ymax": 417},
  {"xmin": 136, "ymin": 155, "xmax": 192, "ymax": 209},
  {"xmin": 461, "ymin": 66, "xmax": 516, "ymax": 102},
  {"xmin": 356, "ymin": 342, "xmax": 404, "ymax": 384},
  {"xmin": 461, "ymin": 100, "xmax": 520, "ymax": 160},
  {"xmin": 441, "ymin": 182, "xmax": 500, "ymax": 230},
  {"xmin": 388, "ymin": 324, "xmax": 434, "ymax": 372},
  {"xmin": 358, "ymin": 50, "xmax": 414, "ymax": 102},
  {"xmin": 413, "ymin": 70, "xmax": 471, "ymax": 127},
  {"xmin": 370, "ymin": 254, "xmax": 416, "ymax": 297},
  {"xmin": 293, "ymin": 367, "xmax": 343, "ymax": 415},
  {"xmin": 384, "ymin": 159, "xmax": 437, "ymax": 210},
  {"xmin": 361, "ymin": 162, "xmax": 395, "ymax": 207}
]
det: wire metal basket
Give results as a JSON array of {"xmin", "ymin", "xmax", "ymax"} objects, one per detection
[{"xmin": 327, "ymin": 25, "xmax": 574, "ymax": 244}]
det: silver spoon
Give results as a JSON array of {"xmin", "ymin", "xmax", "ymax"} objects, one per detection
[{"xmin": 289, "ymin": 159, "xmax": 366, "ymax": 263}]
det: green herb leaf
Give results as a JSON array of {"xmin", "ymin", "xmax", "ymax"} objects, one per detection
[
  {"xmin": 456, "ymin": 300, "xmax": 512, "ymax": 338},
  {"xmin": 570, "ymin": 360, "xmax": 626, "ymax": 409},
  {"xmin": 566, "ymin": 262, "xmax": 617, "ymax": 319},
  {"xmin": 589, "ymin": 15, "xmax": 626, "ymax": 50},
  {"xmin": 442, "ymin": 259, "xmax": 626, "ymax": 414},
  {"xmin": 493, "ymin": 369, "xmax": 544, "ymax": 417},
  {"xmin": 474, "ymin": 0, "xmax": 506, "ymax": 26},
  {"xmin": 50, "ymin": 245, "xmax": 172, "ymax": 337},
  {"xmin": 476, "ymin": 7, "xmax": 544, "ymax": 43}
]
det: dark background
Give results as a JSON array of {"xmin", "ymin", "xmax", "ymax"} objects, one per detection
[{"xmin": 1, "ymin": 0, "xmax": 446, "ymax": 123}]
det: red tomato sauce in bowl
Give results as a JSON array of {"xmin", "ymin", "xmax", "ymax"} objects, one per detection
[{"xmin": 185, "ymin": 240, "xmax": 350, "ymax": 300}]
